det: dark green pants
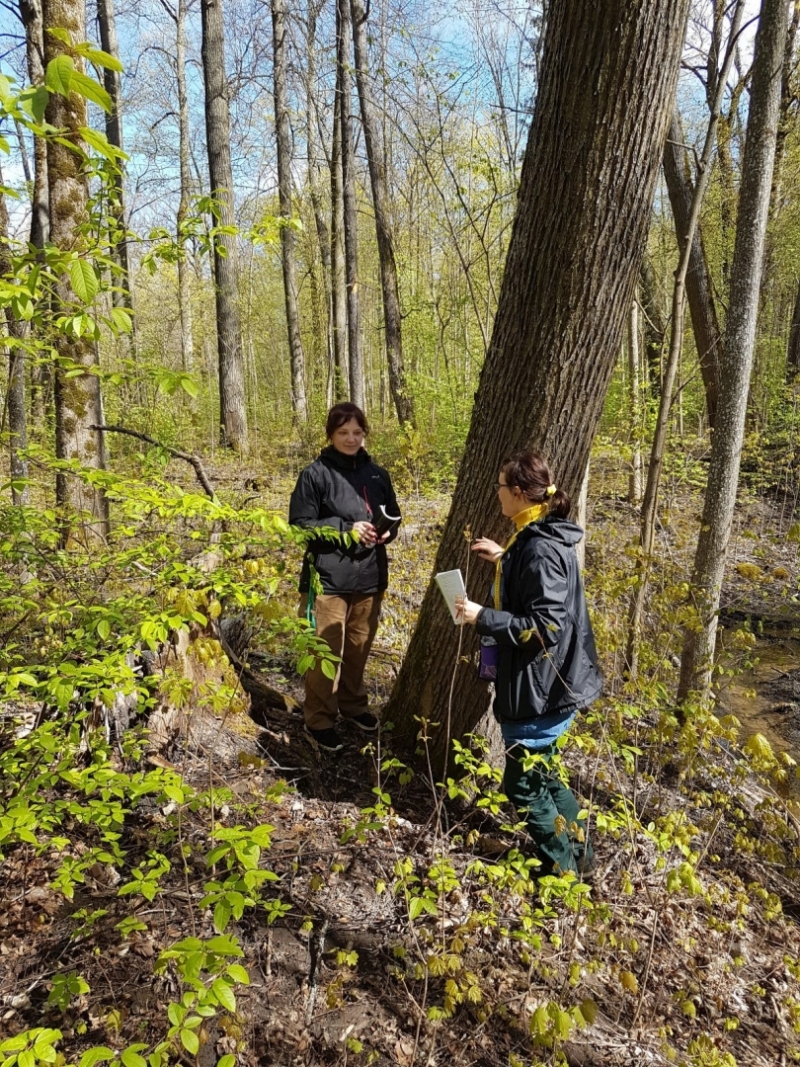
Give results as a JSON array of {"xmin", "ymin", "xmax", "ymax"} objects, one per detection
[{"xmin": 503, "ymin": 742, "xmax": 592, "ymax": 877}]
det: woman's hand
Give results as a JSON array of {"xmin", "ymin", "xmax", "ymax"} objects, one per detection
[
  {"xmin": 352, "ymin": 520, "xmax": 378, "ymax": 545},
  {"xmin": 454, "ymin": 596, "xmax": 482, "ymax": 625},
  {"xmin": 472, "ymin": 537, "xmax": 503, "ymax": 562}
]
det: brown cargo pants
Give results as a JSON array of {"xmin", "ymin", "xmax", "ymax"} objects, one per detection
[{"xmin": 300, "ymin": 592, "xmax": 383, "ymax": 731}]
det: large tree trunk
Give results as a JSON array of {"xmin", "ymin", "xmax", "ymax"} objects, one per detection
[
  {"xmin": 351, "ymin": 0, "xmax": 413, "ymax": 425},
  {"xmin": 96, "ymin": 0, "xmax": 135, "ymax": 357},
  {"xmin": 271, "ymin": 0, "xmax": 308, "ymax": 425},
  {"xmin": 336, "ymin": 0, "xmax": 363, "ymax": 408},
  {"xmin": 201, "ymin": 0, "xmax": 248, "ymax": 453},
  {"xmin": 679, "ymin": 0, "xmax": 790, "ymax": 701},
  {"xmin": 787, "ymin": 278, "xmax": 800, "ymax": 377},
  {"xmin": 663, "ymin": 109, "xmax": 722, "ymax": 427},
  {"xmin": 385, "ymin": 0, "xmax": 690, "ymax": 773},
  {"xmin": 43, "ymin": 0, "xmax": 108, "ymax": 543}
]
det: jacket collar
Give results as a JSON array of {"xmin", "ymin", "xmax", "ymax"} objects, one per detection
[{"xmin": 320, "ymin": 445, "xmax": 371, "ymax": 470}]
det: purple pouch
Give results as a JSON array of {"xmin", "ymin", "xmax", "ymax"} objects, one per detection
[{"xmin": 478, "ymin": 637, "xmax": 499, "ymax": 681}]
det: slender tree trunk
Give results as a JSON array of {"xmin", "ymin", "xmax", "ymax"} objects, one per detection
[
  {"xmin": 336, "ymin": 0, "xmax": 363, "ymax": 408},
  {"xmin": 201, "ymin": 0, "xmax": 248, "ymax": 452},
  {"xmin": 97, "ymin": 0, "xmax": 135, "ymax": 355},
  {"xmin": 385, "ymin": 0, "xmax": 691, "ymax": 773},
  {"xmin": 351, "ymin": 0, "xmax": 413, "ymax": 425},
  {"xmin": 639, "ymin": 252, "xmax": 666, "ymax": 393},
  {"xmin": 271, "ymin": 0, "xmax": 308, "ymax": 424},
  {"xmin": 629, "ymin": 296, "xmax": 642, "ymax": 505},
  {"xmin": 176, "ymin": 0, "xmax": 195, "ymax": 370},
  {"xmin": 304, "ymin": 1, "xmax": 334, "ymax": 399},
  {"xmin": 625, "ymin": 0, "xmax": 745, "ymax": 678},
  {"xmin": 787, "ymin": 279, "xmax": 800, "ymax": 377},
  {"xmin": 0, "ymin": 177, "xmax": 29, "ymax": 506},
  {"xmin": 663, "ymin": 109, "xmax": 722, "ymax": 427},
  {"xmin": 19, "ymin": 0, "xmax": 50, "ymax": 424},
  {"xmin": 679, "ymin": 0, "xmax": 790, "ymax": 701},
  {"xmin": 330, "ymin": 75, "xmax": 349, "ymax": 399},
  {"xmin": 43, "ymin": 0, "xmax": 108, "ymax": 543}
]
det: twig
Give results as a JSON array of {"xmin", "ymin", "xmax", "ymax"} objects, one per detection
[{"xmin": 91, "ymin": 424, "xmax": 216, "ymax": 499}]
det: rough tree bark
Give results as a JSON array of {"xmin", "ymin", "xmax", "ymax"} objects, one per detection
[
  {"xmin": 679, "ymin": 0, "xmax": 790, "ymax": 701},
  {"xmin": 271, "ymin": 0, "xmax": 308, "ymax": 424},
  {"xmin": 96, "ymin": 0, "xmax": 135, "ymax": 355},
  {"xmin": 351, "ymin": 0, "xmax": 413, "ymax": 425},
  {"xmin": 663, "ymin": 109, "xmax": 722, "ymax": 427},
  {"xmin": 43, "ymin": 0, "xmax": 108, "ymax": 542},
  {"xmin": 336, "ymin": 0, "xmax": 363, "ymax": 408},
  {"xmin": 385, "ymin": 0, "xmax": 691, "ymax": 772},
  {"xmin": 201, "ymin": 0, "xmax": 248, "ymax": 452}
]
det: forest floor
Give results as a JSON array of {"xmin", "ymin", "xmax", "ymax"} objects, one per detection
[{"xmin": 3, "ymin": 450, "xmax": 800, "ymax": 1067}]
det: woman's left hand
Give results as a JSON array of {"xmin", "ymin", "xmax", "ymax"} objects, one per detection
[{"xmin": 454, "ymin": 596, "xmax": 482, "ymax": 625}]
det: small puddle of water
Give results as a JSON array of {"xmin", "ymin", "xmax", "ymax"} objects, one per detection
[{"xmin": 717, "ymin": 631, "xmax": 800, "ymax": 789}]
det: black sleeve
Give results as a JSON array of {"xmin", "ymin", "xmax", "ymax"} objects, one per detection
[
  {"xmin": 289, "ymin": 466, "xmax": 353, "ymax": 533},
  {"xmin": 475, "ymin": 543, "xmax": 569, "ymax": 649}
]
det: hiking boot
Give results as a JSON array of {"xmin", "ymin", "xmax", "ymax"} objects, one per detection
[
  {"xmin": 305, "ymin": 726, "xmax": 344, "ymax": 752},
  {"xmin": 349, "ymin": 712, "xmax": 379, "ymax": 732}
]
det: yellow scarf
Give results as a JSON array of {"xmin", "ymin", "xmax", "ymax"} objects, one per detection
[{"xmin": 493, "ymin": 503, "xmax": 549, "ymax": 609}]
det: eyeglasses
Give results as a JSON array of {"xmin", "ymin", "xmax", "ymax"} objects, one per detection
[{"xmin": 493, "ymin": 481, "xmax": 511, "ymax": 492}]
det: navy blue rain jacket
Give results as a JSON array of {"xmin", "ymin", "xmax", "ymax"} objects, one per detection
[{"xmin": 475, "ymin": 516, "xmax": 602, "ymax": 722}]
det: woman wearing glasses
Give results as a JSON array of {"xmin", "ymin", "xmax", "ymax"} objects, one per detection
[{"xmin": 456, "ymin": 451, "xmax": 602, "ymax": 878}]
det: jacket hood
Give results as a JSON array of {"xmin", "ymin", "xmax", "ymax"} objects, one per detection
[
  {"xmin": 520, "ymin": 515, "xmax": 585, "ymax": 547},
  {"xmin": 320, "ymin": 444, "xmax": 372, "ymax": 469}
]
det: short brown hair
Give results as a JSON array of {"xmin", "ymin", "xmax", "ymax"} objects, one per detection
[
  {"xmin": 500, "ymin": 451, "xmax": 571, "ymax": 518},
  {"xmin": 325, "ymin": 402, "xmax": 369, "ymax": 439}
]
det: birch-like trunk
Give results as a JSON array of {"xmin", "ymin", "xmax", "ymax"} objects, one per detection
[
  {"xmin": 330, "ymin": 72, "xmax": 348, "ymax": 399},
  {"xmin": 679, "ymin": 0, "xmax": 790, "ymax": 701},
  {"xmin": 201, "ymin": 0, "xmax": 248, "ymax": 452},
  {"xmin": 271, "ymin": 0, "xmax": 308, "ymax": 424},
  {"xmin": 176, "ymin": 0, "xmax": 194, "ymax": 370}
]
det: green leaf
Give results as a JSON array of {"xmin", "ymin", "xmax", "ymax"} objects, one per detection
[
  {"xmin": 408, "ymin": 896, "xmax": 423, "ymax": 921},
  {"xmin": 212, "ymin": 978, "xmax": 236, "ymax": 1013},
  {"xmin": 180, "ymin": 1030, "xmax": 199, "ymax": 1056},
  {"xmin": 110, "ymin": 306, "xmax": 133, "ymax": 334},
  {"xmin": 320, "ymin": 658, "xmax": 337, "ymax": 680},
  {"xmin": 96, "ymin": 619, "xmax": 111, "ymax": 641},
  {"xmin": 120, "ymin": 1050, "xmax": 147, "ymax": 1067},
  {"xmin": 80, "ymin": 126, "xmax": 128, "ymax": 161},
  {"xmin": 19, "ymin": 85, "xmax": 49, "ymax": 124},
  {"xmin": 217, "ymin": 1057, "xmax": 236, "ymax": 1067},
  {"xmin": 74, "ymin": 44, "xmax": 124, "ymax": 72},
  {"xmin": 178, "ymin": 374, "xmax": 199, "ymax": 399},
  {"xmin": 48, "ymin": 27, "xmax": 72, "ymax": 45},
  {"xmin": 45, "ymin": 55, "xmax": 74, "ymax": 96},
  {"xmin": 69, "ymin": 259, "xmax": 99, "ymax": 303},
  {"xmin": 70, "ymin": 70, "xmax": 113, "ymax": 113},
  {"xmin": 225, "ymin": 964, "xmax": 250, "ymax": 985}
]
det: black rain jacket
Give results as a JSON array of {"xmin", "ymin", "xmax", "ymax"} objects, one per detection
[
  {"xmin": 475, "ymin": 516, "xmax": 602, "ymax": 722},
  {"xmin": 289, "ymin": 446, "xmax": 400, "ymax": 594}
]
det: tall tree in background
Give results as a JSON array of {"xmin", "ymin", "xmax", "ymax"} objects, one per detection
[
  {"xmin": 201, "ymin": 0, "xmax": 248, "ymax": 452},
  {"xmin": 662, "ymin": 109, "xmax": 722, "ymax": 426},
  {"xmin": 351, "ymin": 0, "xmax": 413, "ymax": 425},
  {"xmin": 336, "ymin": 0, "xmax": 363, "ymax": 408},
  {"xmin": 386, "ymin": 0, "xmax": 691, "ymax": 771},
  {"xmin": 329, "ymin": 57, "xmax": 349, "ymax": 399},
  {"xmin": 679, "ymin": 0, "xmax": 790, "ymax": 700},
  {"xmin": 0, "ymin": 173, "xmax": 29, "ymax": 506},
  {"xmin": 97, "ymin": 0, "xmax": 135, "ymax": 355},
  {"xmin": 43, "ymin": 0, "xmax": 108, "ymax": 541},
  {"xmin": 271, "ymin": 0, "xmax": 308, "ymax": 424}
]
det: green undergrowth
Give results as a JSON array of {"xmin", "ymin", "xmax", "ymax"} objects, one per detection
[{"xmin": 2, "ymin": 457, "xmax": 800, "ymax": 1067}]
